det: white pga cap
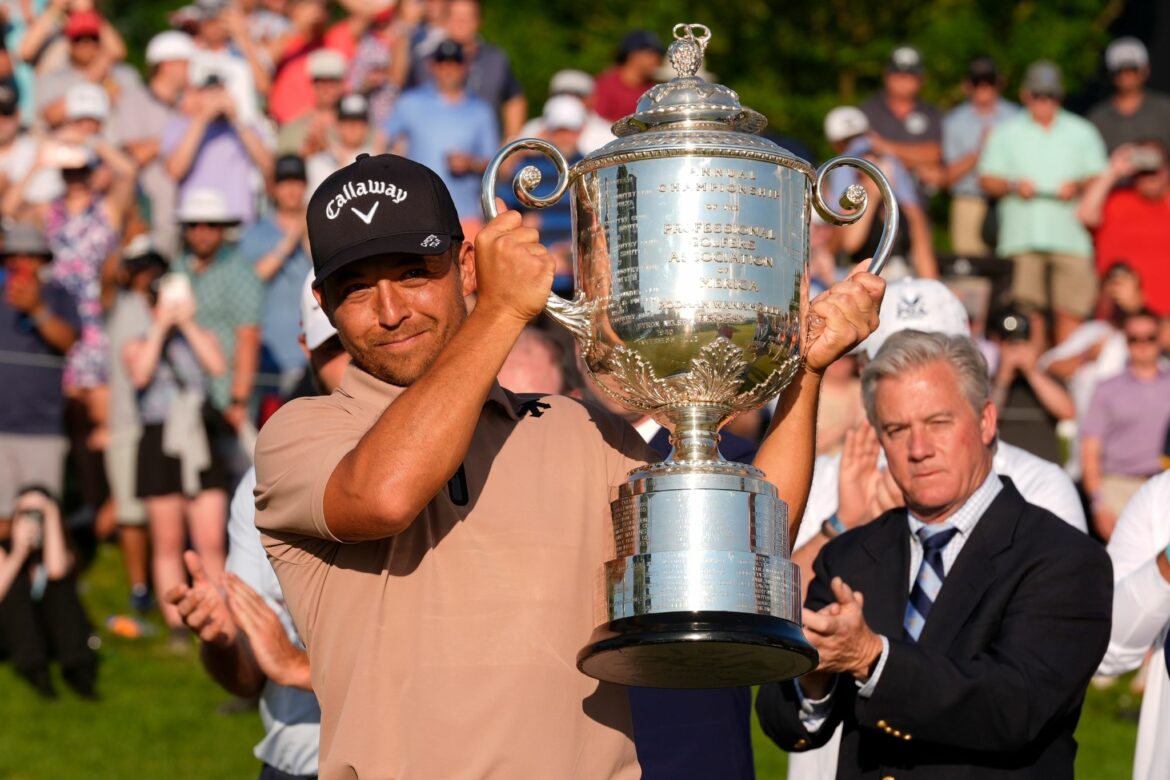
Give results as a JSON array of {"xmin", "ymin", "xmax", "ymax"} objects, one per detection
[
  {"xmin": 307, "ymin": 48, "xmax": 347, "ymax": 81},
  {"xmin": 1105, "ymin": 37, "xmax": 1149, "ymax": 72},
  {"xmin": 824, "ymin": 106, "xmax": 869, "ymax": 143},
  {"xmin": 176, "ymin": 188, "xmax": 239, "ymax": 224},
  {"xmin": 549, "ymin": 69, "xmax": 594, "ymax": 97},
  {"xmin": 64, "ymin": 83, "xmax": 109, "ymax": 122},
  {"xmin": 542, "ymin": 94, "xmax": 587, "ymax": 131},
  {"xmin": 146, "ymin": 30, "xmax": 196, "ymax": 65},
  {"xmin": 301, "ymin": 271, "xmax": 337, "ymax": 351},
  {"xmin": 859, "ymin": 277, "xmax": 971, "ymax": 359}
]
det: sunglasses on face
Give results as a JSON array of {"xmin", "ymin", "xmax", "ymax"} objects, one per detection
[
  {"xmin": 970, "ymin": 76, "xmax": 997, "ymax": 87},
  {"xmin": 71, "ymin": 35, "xmax": 100, "ymax": 44},
  {"xmin": 185, "ymin": 222, "xmax": 224, "ymax": 229},
  {"xmin": 1126, "ymin": 333, "xmax": 1158, "ymax": 344}
]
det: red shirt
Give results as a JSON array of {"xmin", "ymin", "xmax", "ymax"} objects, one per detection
[
  {"xmin": 593, "ymin": 67, "xmax": 651, "ymax": 122},
  {"xmin": 1094, "ymin": 188, "xmax": 1170, "ymax": 315},
  {"xmin": 268, "ymin": 28, "xmax": 353, "ymax": 125}
]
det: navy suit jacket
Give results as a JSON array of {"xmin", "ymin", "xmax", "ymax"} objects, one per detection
[
  {"xmin": 755, "ymin": 478, "xmax": 1113, "ymax": 779},
  {"xmin": 628, "ymin": 427, "xmax": 759, "ymax": 780}
]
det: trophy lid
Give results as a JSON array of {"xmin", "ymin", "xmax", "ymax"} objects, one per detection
[{"xmin": 612, "ymin": 23, "xmax": 767, "ymax": 137}]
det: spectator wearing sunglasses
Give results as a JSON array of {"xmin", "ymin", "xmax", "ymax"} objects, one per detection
[
  {"xmin": 1088, "ymin": 37, "xmax": 1170, "ymax": 154},
  {"xmin": 942, "ymin": 57, "xmax": 1018, "ymax": 257},
  {"xmin": 1081, "ymin": 309, "xmax": 1170, "ymax": 541}
]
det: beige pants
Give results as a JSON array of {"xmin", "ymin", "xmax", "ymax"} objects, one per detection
[
  {"xmin": 105, "ymin": 426, "xmax": 147, "ymax": 526},
  {"xmin": 1010, "ymin": 251, "xmax": 1098, "ymax": 317},
  {"xmin": 0, "ymin": 433, "xmax": 68, "ymax": 517},
  {"xmin": 1099, "ymin": 474, "xmax": 1150, "ymax": 518},
  {"xmin": 950, "ymin": 195, "xmax": 990, "ymax": 257}
]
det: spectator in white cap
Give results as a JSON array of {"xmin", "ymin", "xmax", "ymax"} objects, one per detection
[
  {"xmin": 111, "ymin": 30, "xmax": 197, "ymax": 257},
  {"xmin": 824, "ymin": 106, "xmax": 938, "ymax": 279},
  {"xmin": 1088, "ymin": 37, "xmax": 1170, "ymax": 153},
  {"xmin": 306, "ymin": 93, "xmax": 380, "ymax": 193},
  {"xmin": 162, "ymin": 62, "xmax": 274, "ymax": 225},
  {"xmin": 62, "ymin": 82, "xmax": 109, "ymax": 137},
  {"xmin": 163, "ymin": 269, "xmax": 345, "ymax": 778},
  {"xmin": 173, "ymin": 188, "xmax": 263, "ymax": 473},
  {"xmin": 277, "ymin": 48, "xmax": 348, "ymax": 157},
  {"xmin": 785, "ymin": 276, "xmax": 1088, "ymax": 780},
  {"xmin": 517, "ymin": 69, "xmax": 614, "ymax": 154}
]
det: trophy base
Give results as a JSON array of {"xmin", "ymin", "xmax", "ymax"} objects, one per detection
[{"xmin": 577, "ymin": 610, "xmax": 817, "ymax": 688}]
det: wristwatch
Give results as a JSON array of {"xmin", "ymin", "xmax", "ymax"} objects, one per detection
[{"xmin": 821, "ymin": 513, "xmax": 847, "ymax": 539}]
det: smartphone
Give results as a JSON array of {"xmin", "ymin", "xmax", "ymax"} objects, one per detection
[
  {"xmin": 1129, "ymin": 147, "xmax": 1163, "ymax": 172},
  {"xmin": 156, "ymin": 273, "xmax": 194, "ymax": 310},
  {"xmin": 17, "ymin": 508, "xmax": 43, "ymax": 550},
  {"xmin": 51, "ymin": 144, "xmax": 90, "ymax": 170}
]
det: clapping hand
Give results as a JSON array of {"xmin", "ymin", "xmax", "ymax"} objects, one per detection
[
  {"xmin": 164, "ymin": 551, "xmax": 238, "ymax": 647},
  {"xmin": 225, "ymin": 574, "xmax": 312, "ymax": 690},
  {"xmin": 803, "ymin": 576, "xmax": 883, "ymax": 679}
]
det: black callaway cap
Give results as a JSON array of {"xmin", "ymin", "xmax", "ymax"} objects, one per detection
[{"xmin": 308, "ymin": 153, "xmax": 464, "ymax": 284}]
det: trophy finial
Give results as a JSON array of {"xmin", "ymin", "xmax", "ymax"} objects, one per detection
[{"xmin": 668, "ymin": 23, "xmax": 711, "ymax": 79}]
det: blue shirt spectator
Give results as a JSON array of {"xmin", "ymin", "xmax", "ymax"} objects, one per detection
[
  {"xmin": 239, "ymin": 216, "xmax": 311, "ymax": 379},
  {"xmin": 385, "ymin": 84, "xmax": 499, "ymax": 221},
  {"xmin": 944, "ymin": 98, "xmax": 1018, "ymax": 197}
]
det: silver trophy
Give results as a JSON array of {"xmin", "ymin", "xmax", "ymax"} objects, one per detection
[{"xmin": 482, "ymin": 23, "xmax": 897, "ymax": 688}]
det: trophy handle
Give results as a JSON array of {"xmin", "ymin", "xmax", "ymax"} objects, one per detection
[
  {"xmin": 811, "ymin": 156, "xmax": 900, "ymax": 276},
  {"xmin": 481, "ymin": 139, "xmax": 592, "ymax": 340}
]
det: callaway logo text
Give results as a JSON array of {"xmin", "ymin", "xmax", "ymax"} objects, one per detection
[{"xmin": 325, "ymin": 179, "xmax": 408, "ymax": 220}]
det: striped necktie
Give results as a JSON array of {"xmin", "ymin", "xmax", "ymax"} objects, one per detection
[{"xmin": 903, "ymin": 525, "xmax": 959, "ymax": 642}]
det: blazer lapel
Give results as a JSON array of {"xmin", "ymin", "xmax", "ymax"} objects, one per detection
[
  {"xmin": 858, "ymin": 513, "xmax": 912, "ymax": 638},
  {"xmin": 917, "ymin": 478, "xmax": 1025, "ymax": 649}
]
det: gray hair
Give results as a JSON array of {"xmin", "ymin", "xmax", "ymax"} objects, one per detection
[{"xmin": 860, "ymin": 330, "xmax": 992, "ymax": 425}]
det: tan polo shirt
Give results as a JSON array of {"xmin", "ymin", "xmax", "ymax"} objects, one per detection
[{"xmin": 254, "ymin": 364, "xmax": 654, "ymax": 780}]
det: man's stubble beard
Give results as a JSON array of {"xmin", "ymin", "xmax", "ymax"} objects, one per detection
[{"xmin": 345, "ymin": 299, "xmax": 469, "ymax": 387}]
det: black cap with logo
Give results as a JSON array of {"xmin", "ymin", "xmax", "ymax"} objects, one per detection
[{"xmin": 307, "ymin": 153, "xmax": 464, "ymax": 283}]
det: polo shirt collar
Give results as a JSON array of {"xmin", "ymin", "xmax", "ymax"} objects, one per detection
[{"xmin": 338, "ymin": 363, "xmax": 520, "ymax": 420}]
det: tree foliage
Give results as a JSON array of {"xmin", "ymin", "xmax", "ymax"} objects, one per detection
[{"xmin": 482, "ymin": 0, "xmax": 1120, "ymax": 157}]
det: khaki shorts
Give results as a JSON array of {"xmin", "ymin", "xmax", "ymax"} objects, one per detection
[
  {"xmin": 1099, "ymin": 474, "xmax": 1150, "ymax": 518},
  {"xmin": 1010, "ymin": 251, "xmax": 1098, "ymax": 318},
  {"xmin": 105, "ymin": 426, "xmax": 147, "ymax": 526},
  {"xmin": 0, "ymin": 432, "xmax": 68, "ymax": 517},
  {"xmin": 950, "ymin": 195, "xmax": 990, "ymax": 257}
]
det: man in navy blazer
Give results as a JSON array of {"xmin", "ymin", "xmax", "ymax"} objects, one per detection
[{"xmin": 756, "ymin": 330, "xmax": 1112, "ymax": 779}]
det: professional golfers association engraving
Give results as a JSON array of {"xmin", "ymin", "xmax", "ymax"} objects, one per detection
[{"xmin": 483, "ymin": 22, "xmax": 898, "ymax": 688}]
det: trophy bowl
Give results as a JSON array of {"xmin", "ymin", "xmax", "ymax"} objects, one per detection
[{"xmin": 483, "ymin": 23, "xmax": 898, "ymax": 688}]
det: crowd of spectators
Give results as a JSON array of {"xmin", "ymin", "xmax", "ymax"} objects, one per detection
[{"xmin": 0, "ymin": 0, "xmax": 1168, "ymax": 776}]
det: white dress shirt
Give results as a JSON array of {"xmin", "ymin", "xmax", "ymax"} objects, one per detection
[{"xmin": 1098, "ymin": 471, "xmax": 1170, "ymax": 780}]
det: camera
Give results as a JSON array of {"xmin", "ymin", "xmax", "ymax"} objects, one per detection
[
  {"xmin": 990, "ymin": 307, "xmax": 1032, "ymax": 342},
  {"xmin": 17, "ymin": 507, "xmax": 44, "ymax": 550}
]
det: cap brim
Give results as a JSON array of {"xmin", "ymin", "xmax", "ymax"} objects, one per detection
[{"xmin": 314, "ymin": 232, "xmax": 457, "ymax": 284}]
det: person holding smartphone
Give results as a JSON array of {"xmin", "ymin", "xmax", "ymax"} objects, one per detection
[{"xmin": 123, "ymin": 268, "xmax": 227, "ymax": 643}]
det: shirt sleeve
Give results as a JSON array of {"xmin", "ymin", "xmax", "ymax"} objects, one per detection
[
  {"xmin": 793, "ymin": 676, "xmax": 838, "ymax": 733},
  {"xmin": 1079, "ymin": 382, "xmax": 1110, "ymax": 440},
  {"xmin": 498, "ymin": 55, "xmax": 524, "ymax": 102},
  {"xmin": 855, "ymin": 634, "xmax": 891, "ymax": 698},
  {"xmin": 383, "ymin": 96, "xmax": 409, "ymax": 145},
  {"xmin": 1099, "ymin": 477, "xmax": 1170, "ymax": 675},
  {"xmin": 160, "ymin": 117, "xmax": 188, "ymax": 156},
  {"xmin": 473, "ymin": 102, "xmax": 500, "ymax": 159},
  {"xmin": 941, "ymin": 113, "xmax": 962, "ymax": 164},
  {"xmin": 976, "ymin": 125, "xmax": 1011, "ymax": 178},
  {"xmin": 48, "ymin": 284, "xmax": 82, "ymax": 332},
  {"xmin": 1080, "ymin": 123, "xmax": 1108, "ymax": 180},
  {"xmin": 234, "ymin": 263, "xmax": 264, "ymax": 327},
  {"xmin": 254, "ymin": 397, "xmax": 366, "ymax": 540}
]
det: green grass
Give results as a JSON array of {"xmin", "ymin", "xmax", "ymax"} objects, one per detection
[{"xmin": 0, "ymin": 544, "xmax": 1139, "ymax": 778}]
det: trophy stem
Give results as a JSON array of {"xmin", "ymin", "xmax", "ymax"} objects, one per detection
[{"xmin": 665, "ymin": 405, "xmax": 728, "ymax": 463}]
